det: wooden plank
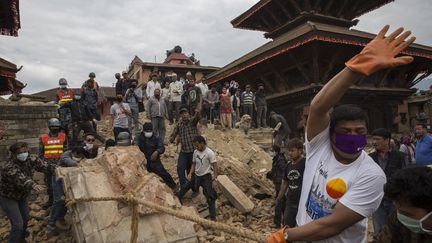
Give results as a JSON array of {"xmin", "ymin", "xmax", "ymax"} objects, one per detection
[{"xmin": 217, "ymin": 175, "xmax": 255, "ymax": 213}]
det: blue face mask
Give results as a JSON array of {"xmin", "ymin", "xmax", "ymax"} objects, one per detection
[
  {"xmin": 75, "ymin": 95, "xmax": 81, "ymax": 100},
  {"xmin": 397, "ymin": 211, "xmax": 432, "ymax": 234}
]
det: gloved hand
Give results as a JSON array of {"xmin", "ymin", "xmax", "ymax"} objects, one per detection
[
  {"xmin": 346, "ymin": 25, "xmax": 416, "ymax": 76},
  {"xmin": 266, "ymin": 226, "xmax": 288, "ymax": 243}
]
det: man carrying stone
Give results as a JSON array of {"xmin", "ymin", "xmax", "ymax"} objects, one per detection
[
  {"xmin": 269, "ymin": 111, "xmax": 291, "ymax": 148},
  {"xmin": 267, "ymin": 25, "xmax": 415, "ymax": 243},
  {"xmin": 136, "ymin": 123, "xmax": 177, "ymax": 189},
  {"xmin": 147, "ymin": 88, "xmax": 168, "ymax": 142}
]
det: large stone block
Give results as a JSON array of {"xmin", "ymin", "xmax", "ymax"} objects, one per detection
[{"xmin": 217, "ymin": 175, "xmax": 254, "ymax": 213}]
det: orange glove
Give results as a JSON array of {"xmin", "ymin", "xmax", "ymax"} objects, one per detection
[
  {"xmin": 346, "ymin": 25, "xmax": 416, "ymax": 76},
  {"xmin": 266, "ymin": 226, "xmax": 288, "ymax": 243}
]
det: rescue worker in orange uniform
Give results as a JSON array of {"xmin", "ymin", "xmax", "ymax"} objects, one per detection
[
  {"xmin": 38, "ymin": 118, "xmax": 67, "ymax": 210},
  {"xmin": 56, "ymin": 78, "xmax": 74, "ymax": 140}
]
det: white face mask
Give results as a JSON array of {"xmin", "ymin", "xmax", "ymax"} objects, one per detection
[
  {"xmin": 85, "ymin": 143, "xmax": 93, "ymax": 150},
  {"xmin": 60, "ymin": 85, "xmax": 67, "ymax": 89},
  {"xmin": 72, "ymin": 157, "xmax": 82, "ymax": 162},
  {"xmin": 144, "ymin": 132, "xmax": 153, "ymax": 138},
  {"xmin": 397, "ymin": 211, "xmax": 432, "ymax": 234},
  {"xmin": 16, "ymin": 152, "xmax": 29, "ymax": 162}
]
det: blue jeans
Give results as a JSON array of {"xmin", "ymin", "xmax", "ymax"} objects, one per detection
[
  {"xmin": 373, "ymin": 198, "xmax": 395, "ymax": 235},
  {"xmin": 0, "ymin": 196, "xmax": 29, "ymax": 243},
  {"xmin": 177, "ymin": 152, "xmax": 194, "ymax": 188},
  {"xmin": 48, "ymin": 176, "xmax": 67, "ymax": 226}
]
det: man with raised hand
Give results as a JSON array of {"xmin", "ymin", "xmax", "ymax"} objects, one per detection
[{"xmin": 267, "ymin": 25, "xmax": 416, "ymax": 243}]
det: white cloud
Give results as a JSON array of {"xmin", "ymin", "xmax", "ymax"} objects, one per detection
[{"xmin": 0, "ymin": 0, "xmax": 430, "ymax": 94}]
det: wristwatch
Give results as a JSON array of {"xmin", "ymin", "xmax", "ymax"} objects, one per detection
[{"xmin": 284, "ymin": 230, "xmax": 289, "ymax": 240}]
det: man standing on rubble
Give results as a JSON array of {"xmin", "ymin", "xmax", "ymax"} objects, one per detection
[
  {"xmin": 182, "ymin": 78, "xmax": 202, "ymax": 116},
  {"xmin": 269, "ymin": 111, "xmax": 292, "ymax": 148},
  {"xmin": 38, "ymin": 118, "xmax": 67, "ymax": 210},
  {"xmin": 267, "ymin": 25, "xmax": 415, "ymax": 243},
  {"xmin": 56, "ymin": 78, "xmax": 74, "ymax": 139},
  {"xmin": 241, "ymin": 85, "xmax": 255, "ymax": 127},
  {"xmin": 169, "ymin": 107, "xmax": 200, "ymax": 194},
  {"xmin": 110, "ymin": 94, "xmax": 131, "ymax": 140},
  {"xmin": 81, "ymin": 72, "xmax": 100, "ymax": 130},
  {"xmin": 255, "ymin": 83, "xmax": 268, "ymax": 128},
  {"xmin": 169, "ymin": 73, "xmax": 183, "ymax": 123},
  {"xmin": 62, "ymin": 92, "xmax": 105, "ymax": 145},
  {"xmin": 124, "ymin": 80, "xmax": 142, "ymax": 134},
  {"xmin": 114, "ymin": 73, "xmax": 123, "ymax": 95},
  {"xmin": 121, "ymin": 71, "xmax": 132, "ymax": 96},
  {"xmin": 136, "ymin": 123, "xmax": 177, "ymax": 189},
  {"xmin": 147, "ymin": 88, "xmax": 168, "ymax": 142},
  {"xmin": 146, "ymin": 72, "xmax": 161, "ymax": 99}
]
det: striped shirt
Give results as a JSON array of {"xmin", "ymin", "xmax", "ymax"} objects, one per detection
[{"xmin": 241, "ymin": 91, "xmax": 255, "ymax": 105}]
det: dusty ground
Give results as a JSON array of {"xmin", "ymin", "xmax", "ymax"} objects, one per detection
[{"xmin": 0, "ymin": 112, "xmax": 376, "ymax": 242}]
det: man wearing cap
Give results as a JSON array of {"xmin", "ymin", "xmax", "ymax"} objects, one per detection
[
  {"xmin": 124, "ymin": 80, "xmax": 142, "ymax": 134},
  {"xmin": 110, "ymin": 94, "xmax": 131, "ymax": 140},
  {"xmin": 146, "ymin": 72, "xmax": 161, "ymax": 99},
  {"xmin": 169, "ymin": 107, "xmax": 200, "ymax": 190},
  {"xmin": 147, "ymin": 88, "xmax": 168, "ymax": 142},
  {"xmin": 169, "ymin": 73, "xmax": 183, "ymax": 123},
  {"xmin": 137, "ymin": 123, "xmax": 177, "ymax": 189}
]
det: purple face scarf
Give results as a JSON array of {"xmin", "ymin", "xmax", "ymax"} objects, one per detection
[{"xmin": 334, "ymin": 133, "xmax": 367, "ymax": 154}]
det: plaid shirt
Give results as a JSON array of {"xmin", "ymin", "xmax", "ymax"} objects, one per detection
[{"xmin": 170, "ymin": 114, "xmax": 200, "ymax": 153}]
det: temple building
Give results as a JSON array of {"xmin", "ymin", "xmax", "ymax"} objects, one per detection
[
  {"xmin": 206, "ymin": 0, "xmax": 432, "ymax": 135},
  {"xmin": 126, "ymin": 46, "xmax": 219, "ymax": 84},
  {"xmin": 0, "ymin": 57, "xmax": 25, "ymax": 95}
]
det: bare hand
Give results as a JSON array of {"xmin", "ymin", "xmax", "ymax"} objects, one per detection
[
  {"xmin": 150, "ymin": 151, "xmax": 158, "ymax": 161},
  {"xmin": 33, "ymin": 184, "xmax": 46, "ymax": 192},
  {"xmin": 186, "ymin": 173, "xmax": 192, "ymax": 181},
  {"xmin": 212, "ymin": 180, "xmax": 219, "ymax": 190}
]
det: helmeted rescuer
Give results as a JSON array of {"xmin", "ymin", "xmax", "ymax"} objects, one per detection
[
  {"xmin": 116, "ymin": 131, "xmax": 131, "ymax": 146},
  {"xmin": 56, "ymin": 78, "xmax": 74, "ymax": 137},
  {"xmin": 38, "ymin": 118, "xmax": 67, "ymax": 210}
]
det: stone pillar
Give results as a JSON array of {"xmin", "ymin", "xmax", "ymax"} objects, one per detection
[{"xmin": 0, "ymin": 104, "xmax": 58, "ymax": 162}]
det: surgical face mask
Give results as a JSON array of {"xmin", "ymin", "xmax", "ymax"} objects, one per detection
[
  {"xmin": 60, "ymin": 85, "xmax": 67, "ymax": 89},
  {"xmin": 397, "ymin": 211, "xmax": 432, "ymax": 234},
  {"xmin": 72, "ymin": 156, "xmax": 82, "ymax": 162},
  {"xmin": 16, "ymin": 152, "xmax": 29, "ymax": 162},
  {"xmin": 75, "ymin": 95, "xmax": 81, "ymax": 100},
  {"xmin": 85, "ymin": 143, "xmax": 93, "ymax": 150},
  {"xmin": 144, "ymin": 132, "xmax": 153, "ymax": 138},
  {"xmin": 333, "ymin": 133, "xmax": 367, "ymax": 154},
  {"xmin": 50, "ymin": 127, "xmax": 60, "ymax": 134}
]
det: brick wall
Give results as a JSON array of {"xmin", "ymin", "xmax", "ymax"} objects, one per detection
[{"xmin": 0, "ymin": 104, "xmax": 58, "ymax": 162}]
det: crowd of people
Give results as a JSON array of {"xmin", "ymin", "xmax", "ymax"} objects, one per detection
[{"xmin": 0, "ymin": 25, "xmax": 431, "ymax": 243}]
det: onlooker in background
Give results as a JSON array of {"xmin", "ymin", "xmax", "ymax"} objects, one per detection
[
  {"xmin": 185, "ymin": 71, "xmax": 193, "ymax": 89},
  {"xmin": 276, "ymin": 138, "xmax": 305, "ymax": 228},
  {"xmin": 229, "ymin": 80, "xmax": 239, "ymax": 97},
  {"xmin": 369, "ymin": 128, "xmax": 406, "ymax": 235},
  {"xmin": 373, "ymin": 167, "xmax": 432, "ymax": 243},
  {"xmin": 110, "ymin": 94, "xmax": 131, "ymax": 140},
  {"xmin": 147, "ymin": 88, "xmax": 168, "ymax": 142},
  {"xmin": 161, "ymin": 80, "xmax": 171, "ymax": 103},
  {"xmin": 270, "ymin": 144, "xmax": 288, "ymax": 228},
  {"xmin": 47, "ymin": 146, "xmax": 85, "ymax": 235},
  {"xmin": 182, "ymin": 78, "xmax": 202, "ymax": 116},
  {"xmin": 203, "ymin": 86, "xmax": 219, "ymax": 124},
  {"xmin": 121, "ymin": 71, "xmax": 131, "ymax": 96},
  {"xmin": 114, "ymin": 73, "xmax": 122, "ymax": 95},
  {"xmin": 196, "ymin": 77, "xmax": 209, "ymax": 98},
  {"xmin": 414, "ymin": 123, "xmax": 432, "ymax": 165},
  {"xmin": 269, "ymin": 111, "xmax": 292, "ymax": 148},
  {"xmin": 124, "ymin": 80, "xmax": 143, "ymax": 134},
  {"xmin": 146, "ymin": 72, "xmax": 161, "ymax": 99},
  {"xmin": 169, "ymin": 73, "xmax": 183, "ymax": 124},
  {"xmin": 255, "ymin": 83, "xmax": 268, "ymax": 128},
  {"xmin": 56, "ymin": 78, "xmax": 73, "ymax": 138},
  {"xmin": 136, "ymin": 123, "xmax": 177, "ymax": 189},
  {"xmin": 38, "ymin": 118, "xmax": 67, "ymax": 210},
  {"xmin": 399, "ymin": 134, "xmax": 416, "ymax": 165},
  {"xmin": 81, "ymin": 72, "xmax": 100, "ymax": 130},
  {"xmin": 231, "ymin": 89, "xmax": 241, "ymax": 125},
  {"xmin": 219, "ymin": 87, "xmax": 232, "ymax": 130},
  {"xmin": 169, "ymin": 107, "xmax": 200, "ymax": 192},
  {"xmin": 81, "ymin": 133, "xmax": 99, "ymax": 159},
  {"xmin": 241, "ymin": 85, "xmax": 255, "ymax": 126},
  {"xmin": 176, "ymin": 135, "xmax": 219, "ymax": 221},
  {"xmin": 0, "ymin": 142, "xmax": 52, "ymax": 243}
]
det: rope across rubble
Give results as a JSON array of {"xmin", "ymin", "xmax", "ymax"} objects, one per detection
[{"xmin": 66, "ymin": 193, "xmax": 268, "ymax": 243}]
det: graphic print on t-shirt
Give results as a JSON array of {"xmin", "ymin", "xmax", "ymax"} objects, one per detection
[
  {"xmin": 195, "ymin": 154, "xmax": 204, "ymax": 172},
  {"xmin": 287, "ymin": 169, "xmax": 302, "ymax": 190},
  {"xmin": 189, "ymin": 90, "xmax": 197, "ymax": 103},
  {"xmin": 306, "ymin": 161, "xmax": 347, "ymax": 220}
]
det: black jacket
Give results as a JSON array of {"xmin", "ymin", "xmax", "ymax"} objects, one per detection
[
  {"xmin": 369, "ymin": 149, "xmax": 406, "ymax": 180},
  {"xmin": 136, "ymin": 134, "xmax": 165, "ymax": 163},
  {"xmin": 62, "ymin": 100, "xmax": 94, "ymax": 122}
]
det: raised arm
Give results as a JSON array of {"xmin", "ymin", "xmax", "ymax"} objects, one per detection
[{"xmin": 306, "ymin": 25, "xmax": 415, "ymax": 141}]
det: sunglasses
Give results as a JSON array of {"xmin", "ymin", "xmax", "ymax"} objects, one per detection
[{"xmin": 86, "ymin": 139, "xmax": 95, "ymax": 142}]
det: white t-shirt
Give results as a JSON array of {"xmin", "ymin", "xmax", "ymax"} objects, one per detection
[
  {"xmin": 146, "ymin": 81, "xmax": 161, "ymax": 98},
  {"xmin": 169, "ymin": 80, "xmax": 183, "ymax": 102},
  {"xmin": 296, "ymin": 126, "xmax": 386, "ymax": 243},
  {"xmin": 193, "ymin": 147, "xmax": 216, "ymax": 177},
  {"xmin": 110, "ymin": 102, "xmax": 131, "ymax": 128}
]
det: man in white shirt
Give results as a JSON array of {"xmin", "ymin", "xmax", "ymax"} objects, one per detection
[
  {"xmin": 267, "ymin": 25, "xmax": 416, "ymax": 243},
  {"xmin": 169, "ymin": 73, "xmax": 183, "ymax": 123},
  {"xmin": 146, "ymin": 72, "xmax": 161, "ymax": 99},
  {"xmin": 196, "ymin": 77, "xmax": 209, "ymax": 98}
]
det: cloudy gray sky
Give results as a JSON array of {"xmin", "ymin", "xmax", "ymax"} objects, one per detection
[{"xmin": 0, "ymin": 0, "xmax": 431, "ymax": 94}]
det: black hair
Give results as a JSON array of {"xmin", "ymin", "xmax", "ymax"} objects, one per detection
[
  {"xmin": 193, "ymin": 135, "xmax": 206, "ymax": 144},
  {"xmin": 416, "ymin": 123, "xmax": 427, "ymax": 129},
  {"xmin": 272, "ymin": 145, "xmax": 281, "ymax": 153},
  {"xmin": 287, "ymin": 138, "xmax": 304, "ymax": 150},
  {"xmin": 84, "ymin": 133, "xmax": 96, "ymax": 138},
  {"xmin": 385, "ymin": 166, "xmax": 432, "ymax": 211},
  {"xmin": 9, "ymin": 142, "xmax": 28, "ymax": 154},
  {"xmin": 371, "ymin": 128, "xmax": 391, "ymax": 139},
  {"xmin": 71, "ymin": 146, "xmax": 85, "ymax": 157},
  {"xmin": 330, "ymin": 104, "xmax": 368, "ymax": 132},
  {"xmin": 105, "ymin": 139, "xmax": 116, "ymax": 150}
]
